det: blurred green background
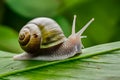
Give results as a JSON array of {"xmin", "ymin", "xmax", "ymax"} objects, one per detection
[{"xmin": 0, "ymin": 0, "xmax": 120, "ymax": 53}]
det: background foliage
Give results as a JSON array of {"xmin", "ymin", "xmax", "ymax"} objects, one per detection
[{"xmin": 0, "ymin": 0, "xmax": 120, "ymax": 53}]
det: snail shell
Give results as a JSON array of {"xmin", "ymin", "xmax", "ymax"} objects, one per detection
[
  {"xmin": 19, "ymin": 17, "xmax": 66, "ymax": 53},
  {"xmin": 13, "ymin": 15, "xmax": 94, "ymax": 61}
]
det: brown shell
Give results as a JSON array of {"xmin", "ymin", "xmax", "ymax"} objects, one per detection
[{"xmin": 19, "ymin": 17, "xmax": 66, "ymax": 50}]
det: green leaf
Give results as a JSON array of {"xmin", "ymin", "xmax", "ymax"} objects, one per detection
[
  {"xmin": 0, "ymin": 41, "xmax": 120, "ymax": 80},
  {"xmin": 5, "ymin": 0, "xmax": 60, "ymax": 18},
  {"xmin": 0, "ymin": 25, "xmax": 23, "ymax": 53}
]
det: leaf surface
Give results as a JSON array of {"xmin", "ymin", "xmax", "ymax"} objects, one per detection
[{"xmin": 0, "ymin": 41, "xmax": 120, "ymax": 80}]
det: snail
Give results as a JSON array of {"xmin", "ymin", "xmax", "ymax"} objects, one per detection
[{"xmin": 13, "ymin": 15, "xmax": 94, "ymax": 61}]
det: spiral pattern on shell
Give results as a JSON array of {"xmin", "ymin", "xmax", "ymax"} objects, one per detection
[{"xmin": 19, "ymin": 24, "xmax": 41, "ymax": 53}]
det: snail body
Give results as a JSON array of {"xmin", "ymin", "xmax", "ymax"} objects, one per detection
[{"xmin": 13, "ymin": 15, "xmax": 94, "ymax": 61}]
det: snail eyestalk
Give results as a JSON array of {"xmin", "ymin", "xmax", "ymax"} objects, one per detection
[
  {"xmin": 77, "ymin": 18, "xmax": 94, "ymax": 36},
  {"xmin": 72, "ymin": 15, "xmax": 77, "ymax": 35}
]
